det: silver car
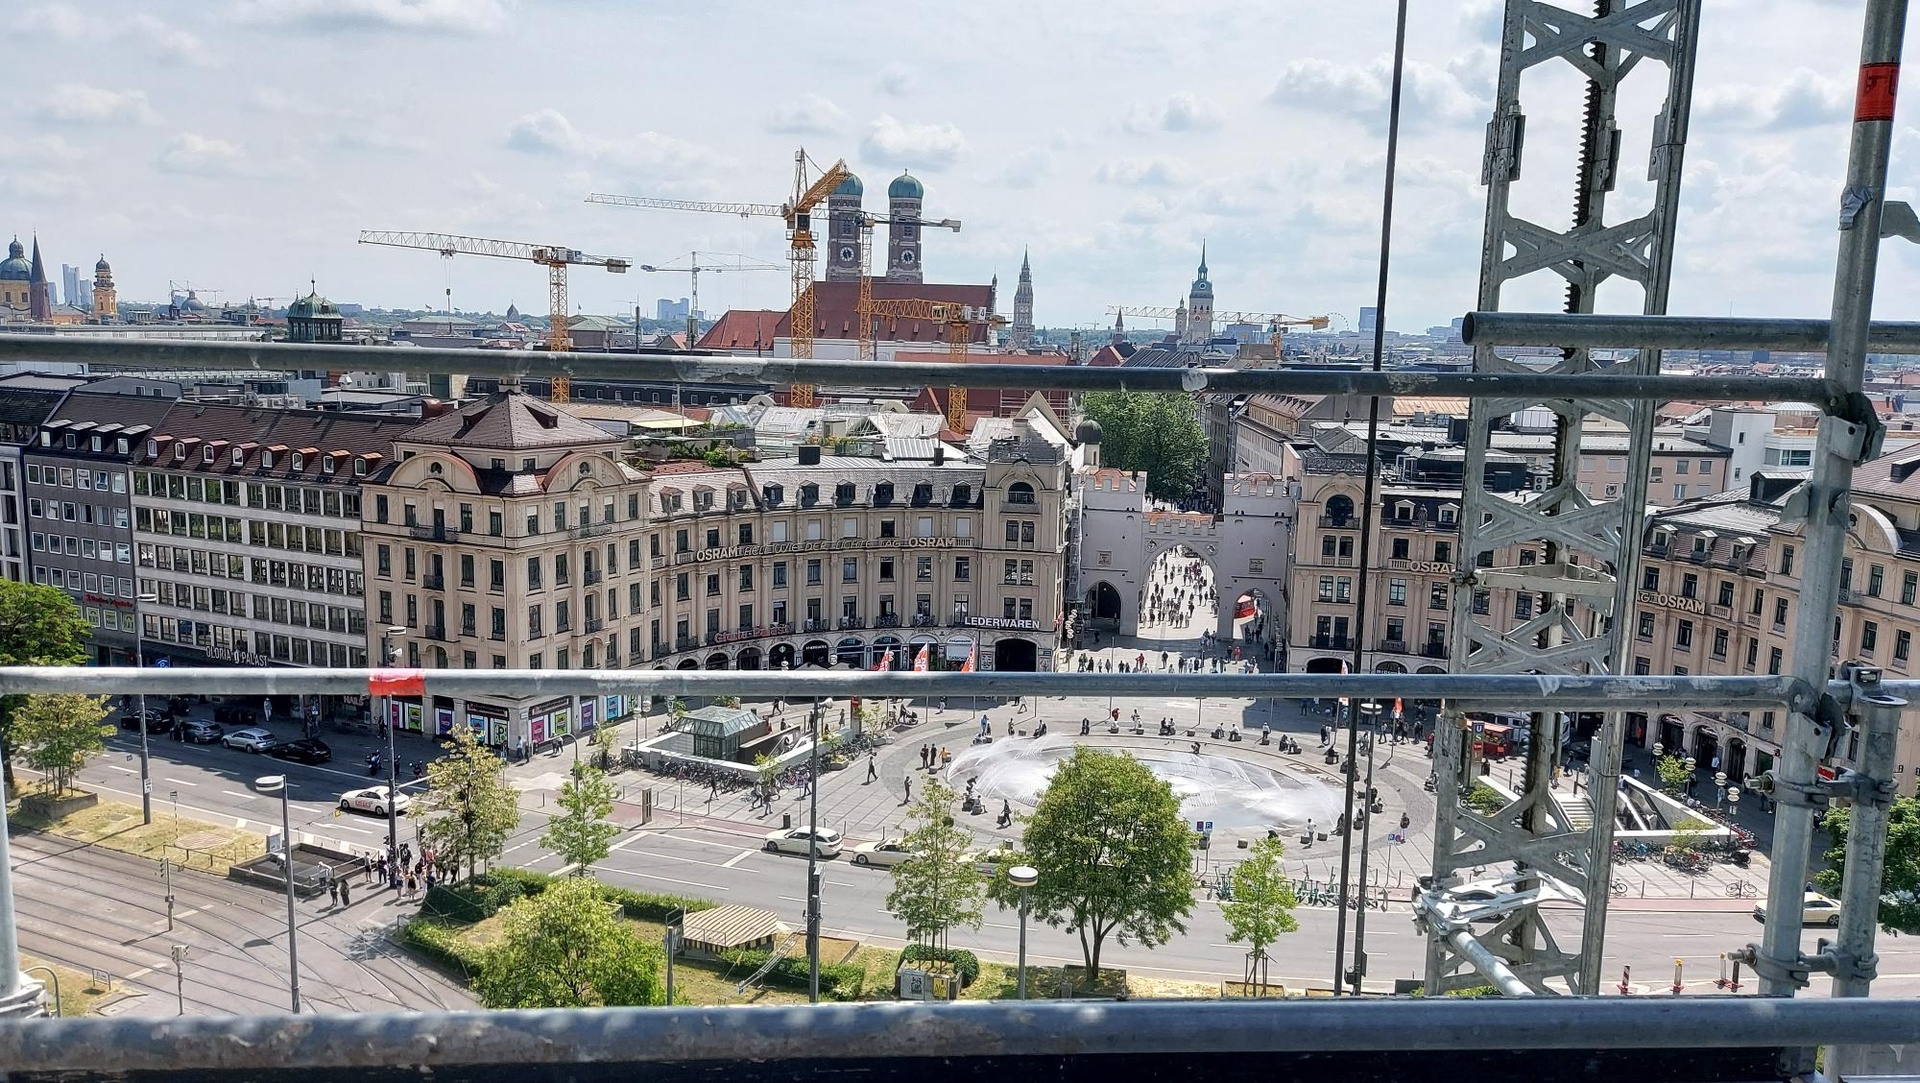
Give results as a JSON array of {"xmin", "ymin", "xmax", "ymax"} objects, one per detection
[
  {"xmin": 764, "ymin": 826, "xmax": 843, "ymax": 858},
  {"xmin": 222, "ymin": 727, "xmax": 278, "ymax": 753}
]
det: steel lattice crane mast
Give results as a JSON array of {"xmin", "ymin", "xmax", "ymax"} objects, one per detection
[
  {"xmin": 851, "ymin": 211, "xmax": 962, "ymax": 362},
  {"xmin": 1106, "ymin": 305, "xmax": 1331, "ymax": 355},
  {"xmin": 586, "ymin": 148, "xmax": 849, "ymax": 407},
  {"xmin": 864, "ymin": 296, "xmax": 1006, "ymax": 432},
  {"xmin": 358, "ymin": 231, "xmax": 630, "ymax": 403}
]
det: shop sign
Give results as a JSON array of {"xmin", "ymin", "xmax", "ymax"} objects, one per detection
[{"xmin": 1636, "ymin": 589, "xmax": 1706, "ymax": 616}]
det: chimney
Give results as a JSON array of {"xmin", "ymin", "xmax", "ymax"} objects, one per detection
[
  {"xmin": 933, "ymin": 443, "xmax": 946, "ymax": 465},
  {"xmin": 420, "ymin": 399, "xmax": 450, "ymax": 420},
  {"xmin": 798, "ymin": 444, "xmax": 822, "ymax": 466}
]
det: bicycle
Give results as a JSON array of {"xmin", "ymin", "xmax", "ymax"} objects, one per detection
[
  {"xmin": 1611, "ymin": 878, "xmax": 1629, "ymax": 898},
  {"xmin": 1726, "ymin": 880, "xmax": 1758, "ymax": 899}
]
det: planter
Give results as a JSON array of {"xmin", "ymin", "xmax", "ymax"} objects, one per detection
[{"xmin": 20, "ymin": 790, "xmax": 99, "ymax": 820}]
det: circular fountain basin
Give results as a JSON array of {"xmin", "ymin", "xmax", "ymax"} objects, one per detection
[{"xmin": 947, "ymin": 736, "xmax": 1343, "ymax": 831}]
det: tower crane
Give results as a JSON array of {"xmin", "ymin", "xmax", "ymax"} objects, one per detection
[
  {"xmin": 358, "ymin": 231, "xmax": 630, "ymax": 403},
  {"xmin": 850, "ymin": 212, "xmax": 961, "ymax": 362},
  {"xmin": 585, "ymin": 148, "xmax": 849, "ymax": 406},
  {"xmin": 864, "ymin": 297, "xmax": 1007, "ymax": 432},
  {"xmin": 1105, "ymin": 305, "xmax": 1331, "ymax": 357},
  {"xmin": 637, "ymin": 251, "xmax": 781, "ymax": 348}
]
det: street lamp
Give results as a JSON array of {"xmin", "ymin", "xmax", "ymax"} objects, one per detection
[
  {"xmin": 1008, "ymin": 864, "xmax": 1040, "ymax": 999},
  {"xmin": 135, "ymin": 591, "xmax": 159, "ymax": 825},
  {"xmin": 1652, "ymin": 742, "xmax": 1665, "ymax": 759},
  {"xmin": 254, "ymin": 775, "xmax": 300, "ymax": 1012},
  {"xmin": 381, "ymin": 626, "xmax": 406, "ymax": 868},
  {"xmin": 805, "ymin": 694, "xmax": 833, "ymax": 1004},
  {"xmin": 1684, "ymin": 755, "xmax": 1698, "ymax": 796},
  {"xmin": 1727, "ymin": 786, "xmax": 1742, "ymax": 819},
  {"xmin": 1715, "ymin": 770, "xmax": 1729, "ymax": 810}
]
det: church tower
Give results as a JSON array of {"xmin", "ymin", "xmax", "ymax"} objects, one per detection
[
  {"xmin": 91, "ymin": 255, "xmax": 118, "ymax": 323},
  {"xmin": 1010, "ymin": 249, "xmax": 1035, "ymax": 351},
  {"xmin": 1184, "ymin": 241, "xmax": 1213, "ymax": 346},
  {"xmin": 1111, "ymin": 310, "xmax": 1126, "ymax": 346},
  {"xmin": 885, "ymin": 171, "xmax": 924, "ymax": 283},
  {"xmin": 1174, "ymin": 297, "xmax": 1188, "ymax": 343},
  {"xmin": 825, "ymin": 173, "xmax": 864, "ymax": 283},
  {"xmin": 27, "ymin": 236, "xmax": 52, "ymax": 321}
]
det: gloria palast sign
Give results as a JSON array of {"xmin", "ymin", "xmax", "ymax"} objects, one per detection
[{"xmin": 675, "ymin": 536, "xmax": 968, "ymax": 565}]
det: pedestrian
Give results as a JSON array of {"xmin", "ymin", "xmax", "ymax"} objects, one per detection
[
  {"xmin": 919, "ymin": 744, "xmax": 929, "ymax": 768},
  {"xmin": 405, "ymin": 871, "xmax": 417, "ymax": 899},
  {"xmin": 709, "ymin": 775, "xmax": 720, "ymax": 800},
  {"xmin": 866, "ymin": 752, "xmax": 878, "ymax": 782},
  {"xmin": 339, "ymin": 879, "xmax": 352, "ymax": 907},
  {"xmin": 365, "ymin": 859, "xmax": 376, "ymax": 886},
  {"xmin": 903, "ymin": 774, "xmax": 913, "ymax": 803},
  {"xmin": 329, "ymin": 876, "xmax": 340, "ymax": 907}
]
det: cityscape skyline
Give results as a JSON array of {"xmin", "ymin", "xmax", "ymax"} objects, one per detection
[{"xmin": 8, "ymin": 1, "xmax": 1913, "ymax": 334}]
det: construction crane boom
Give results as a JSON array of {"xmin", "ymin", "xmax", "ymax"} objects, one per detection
[
  {"xmin": 585, "ymin": 194, "xmax": 784, "ymax": 219},
  {"xmin": 358, "ymin": 230, "xmax": 630, "ymax": 402},
  {"xmin": 866, "ymin": 296, "xmax": 1006, "ymax": 432},
  {"xmin": 585, "ymin": 147, "xmax": 848, "ymax": 407},
  {"xmin": 638, "ymin": 251, "xmax": 780, "ymax": 348},
  {"xmin": 853, "ymin": 211, "xmax": 962, "ymax": 362}
]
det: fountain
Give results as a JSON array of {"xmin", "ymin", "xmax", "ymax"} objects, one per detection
[{"xmin": 947, "ymin": 736, "xmax": 1343, "ymax": 831}]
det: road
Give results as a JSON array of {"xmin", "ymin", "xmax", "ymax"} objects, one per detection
[{"xmin": 7, "ymin": 831, "xmax": 474, "ymax": 1016}]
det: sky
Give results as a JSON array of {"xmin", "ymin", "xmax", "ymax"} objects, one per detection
[{"xmin": 9, "ymin": 0, "xmax": 1920, "ymax": 336}]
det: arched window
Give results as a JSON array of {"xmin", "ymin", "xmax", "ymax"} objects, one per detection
[
  {"xmin": 1325, "ymin": 494, "xmax": 1355, "ymax": 523},
  {"xmin": 579, "ymin": 461, "xmax": 594, "ymax": 477},
  {"xmin": 1008, "ymin": 482, "xmax": 1036, "ymax": 505}
]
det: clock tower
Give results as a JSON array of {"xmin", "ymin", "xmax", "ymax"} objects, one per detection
[
  {"xmin": 825, "ymin": 173, "xmax": 864, "ymax": 283},
  {"xmin": 1010, "ymin": 249, "xmax": 1035, "ymax": 350},
  {"xmin": 886, "ymin": 171, "xmax": 925, "ymax": 283}
]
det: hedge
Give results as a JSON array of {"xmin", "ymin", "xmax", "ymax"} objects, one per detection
[
  {"xmin": 399, "ymin": 919, "xmax": 486, "ymax": 978},
  {"xmin": 898, "ymin": 944, "xmax": 980, "ymax": 988},
  {"xmin": 719, "ymin": 947, "xmax": 867, "ymax": 1002},
  {"xmin": 419, "ymin": 868, "xmax": 715, "ymax": 924}
]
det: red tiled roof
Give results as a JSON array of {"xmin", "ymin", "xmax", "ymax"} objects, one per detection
[
  {"xmin": 778, "ymin": 280, "xmax": 996, "ymax": 344},
  {"xmin": 696, "ymin": 310, "xmax": 783, "ymax": 351}
]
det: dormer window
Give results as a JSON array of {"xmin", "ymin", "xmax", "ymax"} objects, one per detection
[
  {"xmin": 64, "ymin": 434, "xmax": 76, "ymax": 449},
  {"xmin": 800, "ymin": 483, "xmax": 819, "ymax": 506},
  {"xmin": 354, "ymin": 458, "xmax": 368, "ymax": 476},
  {"xmin": 834, "ymin": 482, "xmax": 856, "ymax": 505},
  {"xmin": 116, "ymin": 439, "xmax": 128, "ymax": 455},
  {"xmin": 90, "ymin": 436, "xmax": 102, "ymax": 452},
  {"xmin": 950, "ymin": 484, "xmax": 971, "ymax": 506},
  {"xmin": 874, "ymin": 482, "xmax": 894, "ymax": 505},
  {"xmin": 262, "ymin": 451, "xmax": 275, "ymax": 469},
  {"xmin": 173, "ymin": 443, "xmax": 187, "ymax": 461},
  {"xmin": 763, "ymin": 484, "xmax": 784, "ymax": 506},
  {"xmin": 1438, "ymin": 504, "xmax": 1458, "ymax": 524},
  {"xmin": 322, "ymin": 454, "xmax": 337, "ymax": 474},
  {"xmin": 232, "ymin": 448, "xmax": 246, "ymax": 465},
  {"xmin": 912, "ymin": 482, "xmax": 933, "ymax": 505},
  {"xmin": 202, "ymin": 447, "xmax": 215, "ymax": 463}
]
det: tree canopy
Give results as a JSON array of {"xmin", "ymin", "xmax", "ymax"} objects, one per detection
[
  {"xmin": 1221, "ymin": 836, "xmax": 1299, "ymax": 991},
  {"xmin": 416, "ymin": 726, "xmax": 521, "ymax": 881},
  {"xmin": 885, "ymin": 779, "xmax": 986, "ymax": 948},
  {"xmin": 12, "ymin": 694, "xmax": 113, "ymax": 796},
  {"xmin": 541, "ymin": 762, "xmax": 620, "ymax": 875},
  {"xmin": 0, "ymin": 582, "xmax": 92, "ymax": 788},
  {"xmin": 476, "ymin": 875, "xmax": 666, "ymax": 1009},
  {"xmin": 1080, "ymin": 390, "xmax": 1209, "ymax": 502},
  {"xmin": 989, "ymin": 747, "xmax": 1196, "ymax": 981},
  {"xmin": 1817, "ymin": 795, "xmax": 1920, "ymax": 936}
]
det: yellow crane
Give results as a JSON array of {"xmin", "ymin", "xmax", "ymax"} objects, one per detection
[
  {"xmin": 865, "ymin": 296, "xmax": 1007, "ymax": 432},
  {"xmin": 585, "ymin": 148, "xmax": 848, "ymax": 406},
  {"xmin": 850, "ymin": 211, "xmax": 962, "ymax": 362},
  {"xmin": 358, "ymin": 231, "xmax": 631, "ymax": 403},
  {"xmin": 1105, "ymin": 305, "xmax": 1331, "ymax": 356}
]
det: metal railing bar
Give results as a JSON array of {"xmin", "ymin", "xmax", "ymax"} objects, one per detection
[
  {"xmin": 1464, "ymin": 311, "xmax": 1920, "ymax": 354},
  {"xmin": 0, "ymin": 998, "xmax": 1915, "ymax": 1071},
  {"xmin": 0, "ymin": 335, "xmax": 1832, "ymax": 407},
  {"xmin": 0, "ymin": 666, "xmax": 1837, "ymax": 712}
]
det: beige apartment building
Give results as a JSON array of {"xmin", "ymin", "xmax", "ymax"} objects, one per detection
[
  {"xmin": 361, "ymin": 394, "xmax": 652, "ymax": 747},
  {"xmin": 1631, "ymin": 454, "xmax": 1920, "ymax": 796}
]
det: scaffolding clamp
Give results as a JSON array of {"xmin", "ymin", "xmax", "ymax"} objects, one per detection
[
  {"xmin": 1810, "ymin": 941, "xmax": 1879, "ymax": 985},
  {"xmin": 1748, "ymin": 770, "xmax": 1830, "ymax": 812},
  {"xmin": 1733, "ymin": 944, "xmax": 1812, "ymax": 990}
]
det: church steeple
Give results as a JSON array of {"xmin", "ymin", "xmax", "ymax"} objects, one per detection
[
  {"xmin": 27, "ymin": 235, "xmax": 52, "ymax": 321},
  {"xmin": 1010, "ymin": 247, "xmax": 1034, "ymax": 351},
  {"xmin": 1184, "ymin": 240, "xmax": 1213, "ymax": 346}
]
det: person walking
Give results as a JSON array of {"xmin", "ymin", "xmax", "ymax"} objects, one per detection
[
  {"xmin": 866, "ymin": 752, "xmax": 878, "ymax": 783},
  {"xmin": 903, "ymin": 774, "xmax": 913, "ymax": 803},
  {"xmin": 329, "ymin": 876, "xmax": 341, "ymax": 907}
]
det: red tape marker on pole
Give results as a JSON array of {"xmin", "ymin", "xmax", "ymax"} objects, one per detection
[
  {"xmin": 1857, "ymin": 62, "xmax": 1900, "ymax": 122},
  {"xmin": 369, "ymin": 669, "xmax": 426, "ymax": 697}
]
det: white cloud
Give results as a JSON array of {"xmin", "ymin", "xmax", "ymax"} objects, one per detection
[
  {"xmin": 861, "ymin": 115, "xmax": 966, "ymax": 171},
  {"xmin": 12, "ymin": 135, "xmax": 85, "ymax": 167},
  {"xmin": 233, "ymin": 0, "xmax": 514, "ymax": 35},
  {"xmin": 506, "ymin": 108, "xmax": 580, "ymax": 155},
  {"xmin": 130, "ymin": 14, "xmax": 216, "ymax": 66},
  {"xmin": 1093, "ymin": 158, "xmax": 1188, "ymax": 188},
  {"xmin": 36, "ymin": 84, "xmax": 159, "ymax": 126},
  {"xmin": 878, "ymin": 64, "xmax": 914, "ymax": 97},
  {"xmin": 21, "ymin": 4, "xmax": 90, "ymax": 38},
  {"xmin": 766, "ymin": 94, "xmax": 845, "ymax": 135},
  {"xmin": 1122, "ymin": 92, "xmax": 1223, "ymax": 134},
  {"xmin": 155, "ymin": 133, "xmax": 246, "ymax": 176},
  {"xmin": 1269, "ymin": 56, "xmax": 1485, "ymax": 129},
  {"xmin": 25, "ymin": 6, "xmax": 213, "ymax": 64},
  {"xmin": 1699, "ymin": 68, "xmax": 1849, "ymax": 131},
  {"xmin": 992, "ymin": 147, "xmax": 1055, "ymax": 190},
  {"xmin": 503, "ymin": 109, "xmax": 733, "ymax": 186}
]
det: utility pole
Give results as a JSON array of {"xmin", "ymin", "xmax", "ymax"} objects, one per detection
[
  {"xmin": 382, "ymin": 627, "xmax": 405, "ymax": 868},
  {"xmin": 171, "ymin": 945, "xmax": 189, "ymax": 1016}
]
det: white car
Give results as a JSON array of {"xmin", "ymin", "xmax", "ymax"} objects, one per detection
[
  {"xmin": 1755, "ymin": 892, "xmax": 1841, "ymax": 927},
  {"xmin": 339, "ymin": 786, "xmax": 412, "ymax": 818},
  {"xmin": 850, "ymin": 840, "xmax": 911, "ymax": 867},
  {"xmin": 222, "ymin": 727, "xmax": 278, "ymax": 753},
  {"xmin": 969, "ymin": 845, "xmax": 1019, "ymax": 874},
  {"xmin": 764, "ymin": 826, "xmax": 843, "ymax": 858}
]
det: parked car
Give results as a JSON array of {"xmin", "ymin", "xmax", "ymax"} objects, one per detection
[
  {"xmin": 178, "ymin": 719, "xmax": 225, "ymax": 744},
  {"xmin": 969, "ymin": 845, "xmax": 1019, "ymax": 874},
  {"xmin": 119, "ymin": 708, "xmax": 171, "ymax": 733},
  {"xmin": 1755, "ymin": 892, "xmax": 1841, "ymax": 927},
  {"xmin": 764, "ymin": 826, "xmax": 842, "ymax": 858},
  {"xmin": 270, "ymin": 737, "xmax": 333, "ymax": 765},
  {"xmin": 222, "ymin": 727, "xmax": 279, "ymax": 753},
  {"xmin": 850, "ymin": 840, "xmax": 912, "ymax": 867},
  {"xmin": 338, "ymin": 786, "xmax": 411, "ymax": 818}
]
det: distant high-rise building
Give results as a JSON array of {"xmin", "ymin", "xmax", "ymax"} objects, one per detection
[
  {"xmin": 1010, "ymin": 250, "xmax": 1034, "ymax": 350},
  {"xmin": 61, "ymin": 264, "xmax": 83, "ymax": 309},
  {"xmin": 1359, "ymin": 307, "xmax": 1378, "ymax": 334},
  {"xmin": 655, "ymin": 298, "xmax": 691, "ymax": 323},
  {"xmin": 886, "ymin": 172, "xmax": 924, "ymax": 283},
  {"xmin": 826, "ymin": 173, "xmax": 864, "ymax": 282}
]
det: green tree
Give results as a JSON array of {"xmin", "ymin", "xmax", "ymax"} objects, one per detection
[
  {"xmin": 12, "ymin": 694, "xmax": 113, "ymax": 796},
  {"xmin": 666, "ymin": 698, "xmax": 688, "ymax": 731},
  {"xmin": 416, "ymin": 726, "xmax": 520, "ymax": 882},
  {"xmin": 1817, "ymin": 796, "xmax": 1920, "ymax": 936},
  {"xmin": 989, "ymin": 747, "xmax": 1196, "ymax": 982},
  {"xmin": 588, "ymin": 715, "xmax": 621, "ymax": 772},
  {"xmin": 1668, "ymin": 816, "xmax": 1709, "ymax": 853},
  {"xmin": 1221, "ymin": 836, "xmax": 1299, "ymax": 994},
  {"xmin": 1080, "ymin": 390, "xmax": 1209, "ymax": 502},
  {"xmin": 885, "ymin": 780, "xmax": 985, "ymax": 948},
  {"xmin": 476, "ymin": 875, "xmax": 666, "ymax": 1008},
  {"xmin": 1654, "ymin": 755, "xmax": 1692, "ymax": 796},
  {"xmin": 0, "ymin": 582, "xmax": 92, "ymax": 789},
  {"xmin": 541, "ymin": 762, "xmax": 620, "ymax": 875}
]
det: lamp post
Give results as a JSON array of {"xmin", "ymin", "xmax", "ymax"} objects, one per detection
[
  {"xmin": 1685, "ymin": 755, "xmax": 1698, "ymax": 797},
  {"xmin": 380, "ymin": 626, "xmax": 406, "ymax": 868},
  {"xmin": 135, "ymin": 591, "xmax": 159, "ymax": 825},
  {"xmin": 1714, "ymin": 770, "xmax": 1728, "ymax": 811},
  {"xmin": 1346, "ymin": 701, "xmax": 1383, "ymax": 991},
  {"xmin": 1008, "ymin": 864, "xmax": 1039, "ymax": 999},
  {"xmin": 1727, "ymin": 785, "xmax": 1741, "ymax": 823},
  {"xmin": 255, "ymin": 774, "xmax": 299, "ymax": 1012},
  {"xmin": 806, "ymin": 694, "xmax": 832, "ymax": 1004}
]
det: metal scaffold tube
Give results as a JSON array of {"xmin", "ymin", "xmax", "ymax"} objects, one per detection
[
  {"xmin": 1464, "ymin": 310, "xmax": 1920, "ymax": 352},
  {"xmin": 1757, "ymin": 0, "xmax": 1908, "ymax": 1026}
]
